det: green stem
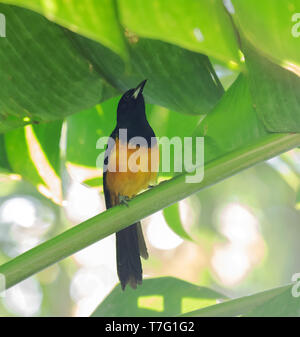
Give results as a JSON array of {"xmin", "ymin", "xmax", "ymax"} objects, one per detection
[{"xmin": 0, "ymin": 133, "xmax": 300, "ymax": 289}]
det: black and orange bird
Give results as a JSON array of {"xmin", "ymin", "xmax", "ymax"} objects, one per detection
[{"xmin": 103, "ymin": 80, "xmax": 159, "ymax": 290}]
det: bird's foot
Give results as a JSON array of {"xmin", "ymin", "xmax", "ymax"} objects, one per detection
[{"xmin": 118, "ymin": 195, "xmax": 130, "ymax": 207}]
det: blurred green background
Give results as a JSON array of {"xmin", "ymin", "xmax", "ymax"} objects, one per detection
[
  {"xmin": 0, "ymin": 0, "xmax": 300, "ymax": 316},
  {"xmin": 0, "ymin": 98, "xmax": 299, "ymax": 315}
]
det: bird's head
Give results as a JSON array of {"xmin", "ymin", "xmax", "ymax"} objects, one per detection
[{"xmin": 117, "ymin": 80, "xmax": 147, "ymax": 124}]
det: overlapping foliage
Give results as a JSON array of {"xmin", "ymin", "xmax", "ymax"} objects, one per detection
[{"xmin": 0, "ymin": 0, "xmax": 299, "ymax": 316}]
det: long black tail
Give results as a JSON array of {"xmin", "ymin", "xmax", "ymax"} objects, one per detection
[{"xmin": 116, "ymin": 221, "xmax": 148, "ymax": 290}]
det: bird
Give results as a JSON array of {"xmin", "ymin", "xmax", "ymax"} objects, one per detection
[{"xmin": 103, "ymin": 80, "xmax": 159, "ymax": 290}]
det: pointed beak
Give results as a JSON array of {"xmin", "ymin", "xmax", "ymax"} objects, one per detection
[{"xmin": 133, "ymin": 79, "xmax": 147, "ymax": 99}]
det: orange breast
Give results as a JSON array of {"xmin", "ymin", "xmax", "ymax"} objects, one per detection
[{"xmin": 105, "ymin": 138, "xmax": 159, "ymax": 204}]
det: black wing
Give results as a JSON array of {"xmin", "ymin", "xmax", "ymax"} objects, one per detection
[{"xmin": 103, "ymin": 127, "xmax": 117, "ymax": 209}]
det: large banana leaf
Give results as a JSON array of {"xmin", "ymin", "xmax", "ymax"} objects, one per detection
[
  {"xmin": 92, "ymin": 277, "xmax": 226, "ymax": 317},
  {"xmin": 4, "ymin": 121, "xmax": 62, "ymax": 202},
  {"xmin": 245, "ymin": 43, "xmax": 300, "ymax": 132},
  {"xmin": 118, "ymin": 0, "xmax": 240, "ymax": 66},
  {"xmin": 0, "ymin": 4, "xmax": 223, "ymax": 134},
  {"xmin": 232, "ymin": 0, "xmax": 300, "ymax": 73},
  {"xmin": 0, "ymin": 0, "xmax": 128, "ymax": 59},
  {"xmin": 0, "ymin": 4, "xmax": 110, "ymax": 132}
]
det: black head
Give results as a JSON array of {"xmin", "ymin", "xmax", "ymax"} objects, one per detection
[{"xmin": 117, "ymin": 80, "xmax": 147, "ymax": 126}]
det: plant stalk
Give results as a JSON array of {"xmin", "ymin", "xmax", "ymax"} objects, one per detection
[{"xmin": 0, "ymin": 133, "xmax": 299, "ymax": 289}]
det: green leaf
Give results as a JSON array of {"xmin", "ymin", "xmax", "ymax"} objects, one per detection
[
  {"xmin": 195, "ymin": 74, "xmax": 268, "ymax": 164},
  {"xmin": 71, "ymin": 33, "xmax": 224, "ymax": 115},
  {"xmin": 148, "ymin": 106, "xmax": 203, "ymax": 139},
  {"xmin": 245, "ymin": 43, "xmax": 300, "ymax": 133},
  {"xmin": 231, "ymin": 0, "xmax": 300, "ymax": 73},
  {"xmin": 245, "ymin": 286, "xmax": 300, "ymax": 317},
  {"xmin": 32, "ymin": 122, "xmax": 62, "ymax": 176},
  {"xmin": 92, "ymin": 277, "xmax": 226, "ymax": 317},
  {"xmin": 0, "ymin": 0, "xmax": 127, "ymax": 59},
  {"xmin": 0, "ymin": 4, "xmax": 115, "ymax": 132},
  {"xmin": 163, "ymin": 204, "xmax": 193, "ymax": 241},
  {"xmin": 5, "ymin": 128, "xmax": 44, "ymax": 186},
  {"xmin": 0, "ymin": 4, "xmax": 223, "ymax": 133},
  {"xmin": 66, "ymin": 99, "xmax": 118, "ymax": 169},
  {"xmin": 118, "ymin": 0, "xmax": 240, "ymax": 67},
  {"xmin": 147, "ymin": 105, "xmax": 203, "ymax": 177},
  {"xmin": 82, "ymin": 177, "xmax": 100, "ymax": 188},
  {"xmin": 0, "ymin": 134, "xmax": 11, "ymax": 171},
  {"xmin": 5, "ymin": 121, "xmax": 62, "ymax": 202},
  {"xmin": 181, "ymin": 284, "xmax": 293, "ymax": 317}
]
